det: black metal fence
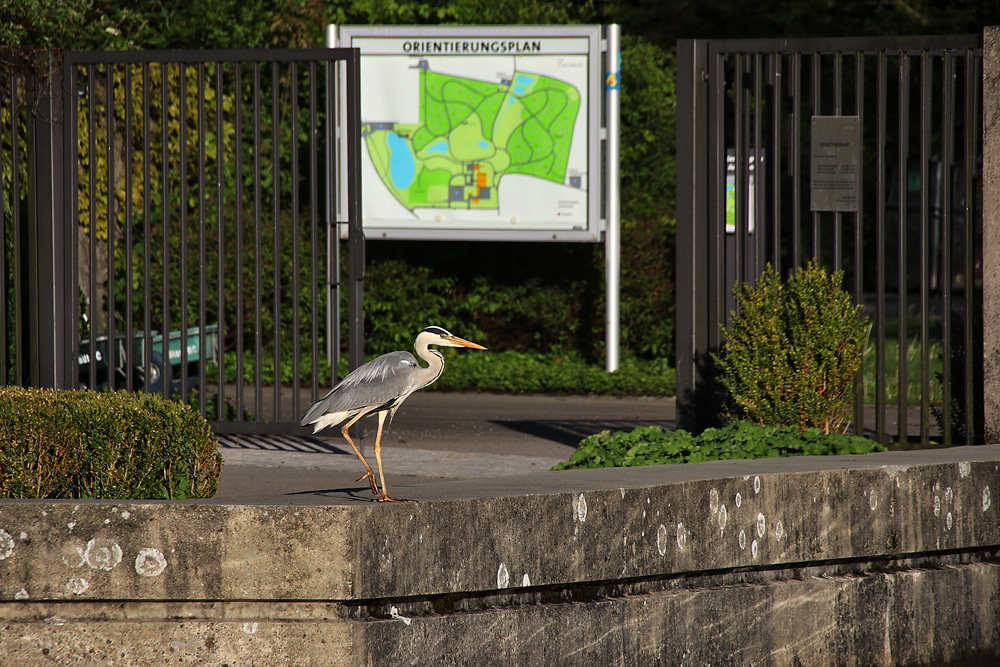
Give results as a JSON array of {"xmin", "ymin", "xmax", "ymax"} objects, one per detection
[
  {"xmin": 1, "ymin": 49, "xmax": 363, "ymax": 434},
  {"xmin": 676, "ymin": 35, "xmax": 983, "ymax": 445}
]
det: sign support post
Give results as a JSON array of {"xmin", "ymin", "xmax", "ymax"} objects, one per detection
[{"xmin": 605, "ymin": 24, "xmax": 621, "ymax": 372}]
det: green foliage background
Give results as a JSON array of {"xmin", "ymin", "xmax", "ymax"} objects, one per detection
[{"xmin": 3, "ymin": 0, "xmax": 998, "ymax": 377}]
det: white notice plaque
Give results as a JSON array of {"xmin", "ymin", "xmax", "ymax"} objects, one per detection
[{"xmin": 810, "ymin": 116, "xmax": 860, "ymax": 212}]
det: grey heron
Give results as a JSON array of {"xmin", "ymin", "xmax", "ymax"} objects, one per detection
[{"xmin": 300, "ymin": 326, "xmax": 487, "ymax": 502}]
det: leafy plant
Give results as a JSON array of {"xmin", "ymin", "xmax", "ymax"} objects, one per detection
[
  {"xmin": 713, "ymin": 261, "xmax": 870, "ymax": 433},
  {"xmin": 552, "ymin": 420, "xmax": 885, "ymax": 470}
]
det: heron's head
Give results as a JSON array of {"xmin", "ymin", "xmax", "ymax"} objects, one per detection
[{"xmin": 417, "ymin": 326, "xmax": 487, "ymax": 350}]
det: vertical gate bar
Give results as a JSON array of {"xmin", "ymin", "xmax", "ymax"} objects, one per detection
[
  {"xmin": 940, "ymin": 51, "xmax": 955, "ymax": 446},
  {"xmin": 0, "ymin": 71, "xmax": 9, "ymax": 383},
  {"xmin": 179, "ymin": 63, "xmax": 190, "ymax": 403},
  {"xmin": 87, "ymin": 64, "xmax": 98, "ymax": 391},
  {"xmin": 708, "ymin": 49, "xmax": 726, "ymax": 349},
  {"xmin": 142, "ymin": 64, "xmax": 152, "ymax": 393},
  {"xmin": 198, "ymin": 63, "xmax": 208, "ymax": 416},
  {"xmin": 675, "ymin": 39, "xmax": 705, "ymax": 422},
  {"xmin": 331, "ymin": 60, "xmax": 346, "ymax": 378},
  {"xmin": 2, "ymin": 69, "xmax": 17, "ymax": 384},
  {"xmin": 309, "ymin": 62, "xmax": 319, "ymax": 404},
  {"xmin": 919, "ymin": 52, "xmax": 932, "ymax": 444},
  {"xmin": 811, "ymin": 52, "xmax": 821, "ymax": 260},
  {"xmin": 333, "ymin": 60, "xmax": 342, "ymax": 385},
  {"xmin": 13, "ymin": 71, "xmax": 22, "ymax": 385},
  {"xmin": 234, "ymin": 62, "xmax": 245, "ymax": 420},
  {"xmin": 215, "ymin": 61, "xmax": 226, "ymax": 418},
  {"xmin": 66, "ymin": 60, "xmax": 79, "ymax": 391},
  {"xmin": 253, "ymin": 62, "xmax": 263, "ymax": 420},
  {"xmin": 876, "ymin": 51, "xmax": 888, "ymax": 442},
  {"xmin": 962, "ymin": 49, "xmax": 977, "ymax": 442},
  {"xmin": 290, "ymin": 61, "xmax": 301, "ymax": 418},
  {"xmin": 833, "ymin": 51, "xmax": 843, "ymax": 272},
  {"xmin": 160, "ymin": 63, "xmax": 172, "ymax": 398},
  {"xmin": 344, "ymin": 51, "xmax": 364, "ymax": 375},
  {"xmin": 272, "ymin": 61, "xmax": 282, "ymax": 421},
  {"xmin": 853, "ymin": 52, "xmax": 866, "ymax": 434},
  {"xmin": 124, "ymin": 64, "xmax": 134, "ymax": 392},
  {"xmin": 6, "ymin": 69, "xmax": 14, "ymax": 383},
  {"xmin": 734, "ymin": 53, "xmax": 745, "ymax": 292},
  {"xmin": 104, "ymin": 65, "xmax": 116, "ymax": 390},
  {"xmin": 770, "ymin": 54, "xmax": 782, "ymax": 271},
  {"xmin": 791, "ymin": 53, "xmax": 801, "ymax": 270},
  {"xmin": 753, "ymin": 53, "xmax": 764, "ymax": 278},
  {"xmin": 897, "ymin": 52, "xmax": 910, "ymax": 444},
  {"xmin": 271, "ymin": 61, "xmax": 281, "ymax": 421}
]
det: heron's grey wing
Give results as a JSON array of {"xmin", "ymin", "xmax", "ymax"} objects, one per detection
[{"xmin": 299, "ymin": 351, "xmax": 419, "ymax": 426}]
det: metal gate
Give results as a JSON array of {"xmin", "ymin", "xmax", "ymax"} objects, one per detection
[
  {"xmin": 676, "ymin": 35, "xmax": 983, "ymax": 445},
  {"xmin": 2, "ymin": 48, "xmax": 363, "ymax": 434}
]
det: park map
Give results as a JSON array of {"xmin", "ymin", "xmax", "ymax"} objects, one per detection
[{"xmin": 363, "ymin": 63, "xmax": 581, "ymax": 214}]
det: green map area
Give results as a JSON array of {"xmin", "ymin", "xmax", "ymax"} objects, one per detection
[{"xmin": 364, "ymin": 67, "xmax": 581, "ymax": 212}]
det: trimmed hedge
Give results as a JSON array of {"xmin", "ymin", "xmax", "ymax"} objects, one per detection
[
  {"xmin": 552, "ymin": 421, "xmax": 886, "ymax": 470},
  {"xmin": 0, "ymin": 387, "xmax": 222, "ymax": 499},
  {"xmin": 431, "ymin": 351, "xmax": 675, "ymax": 396}
]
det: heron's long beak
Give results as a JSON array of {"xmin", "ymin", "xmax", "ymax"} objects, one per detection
[{"xmin": 447, "ymin": 335, "xmax": 487, "ymax": 350}]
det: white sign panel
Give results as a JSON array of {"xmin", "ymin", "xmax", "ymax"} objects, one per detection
[
  {"xmin": 337, "ymin": 25, "xmax": 603, "ymax": 241},
  {"xmin": 810, "ymin": 116, "xmax": 861, "ymax": 212}
]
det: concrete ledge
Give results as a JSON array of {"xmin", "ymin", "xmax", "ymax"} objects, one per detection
[{"xmin": 2, "ymin": 446, "xmax": 1000, "ymax": 665}]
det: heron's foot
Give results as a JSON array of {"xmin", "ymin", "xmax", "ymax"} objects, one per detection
[
  {"xmin": 356, "ymin": 470, "xmax": 380, "ymax": 496},
  {"xmin": 375, "ymin": 494, "xmax": 416, "ymax": 503}
]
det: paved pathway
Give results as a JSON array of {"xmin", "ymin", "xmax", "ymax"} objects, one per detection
[{"xmin": 214, "ymin": 393, "xmax": 677, "ymax": 504}]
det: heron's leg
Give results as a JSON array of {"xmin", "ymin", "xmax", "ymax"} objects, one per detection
[
  {"xmin": 373, "ymin": 411, "xmax": 413, "ymax": 503},
  {"xmin": 339, "ymin": 413, "xmax": 379, "ymax": 497}
]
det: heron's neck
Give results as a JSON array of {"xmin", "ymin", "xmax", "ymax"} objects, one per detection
[{"xmin": 414, "ymin": 341, "xmax": 446, "ymax": 388}]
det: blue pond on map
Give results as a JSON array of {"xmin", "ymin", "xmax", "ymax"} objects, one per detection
[{"xmin": 386, "ymin": 132, "xmax": 416, "ymax": 189}]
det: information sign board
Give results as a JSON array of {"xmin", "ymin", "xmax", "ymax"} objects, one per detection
[{"xmin": 336, "ymin": 25, "xmax": 603, "ymax": 241}]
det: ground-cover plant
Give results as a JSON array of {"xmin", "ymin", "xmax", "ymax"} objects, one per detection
[
  {"xmin": 0, "ymin": 387, "xmax": 222, "ymax": 499},
  {"xmin": 552, "ymin": 421, "xmax": 886, "ymax": 470},
  {"xmin": 713, "ymin": 261, "xmax": 870, "ymax": 433}
]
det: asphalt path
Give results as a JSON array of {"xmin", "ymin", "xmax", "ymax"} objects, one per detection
[
  {"xmin": 211, "ymin": 389, "xmax": 935, "ymax": 505},
  {"xmin": 215, "ymin": 392, "xmax": 678, "ymax": 504}
]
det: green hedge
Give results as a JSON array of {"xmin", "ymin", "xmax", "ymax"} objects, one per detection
[
  {"xmin": 0, "ymin": 387, "xmax": 222, "ymax": 499},
  {"xmin": 552, "ymin": 421, "xmax": 885, "ymax": 470},
  {"xmin": 431, "ymin": 351, "xmax": 675, "ymax": 396}
]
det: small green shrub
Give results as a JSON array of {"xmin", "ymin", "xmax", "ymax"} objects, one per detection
[
  {"xmin": 0, "ymin": 387, "xmax": 222, "ymax": 499},
  {"xmin": 552, "ymin": 421, "xmax": 885, "ymax": 470},
  {"xmin": 713, "ymin": 261, "xmax": 870, "ymax": 433}
]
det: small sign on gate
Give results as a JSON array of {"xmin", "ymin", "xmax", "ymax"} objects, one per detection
[{"xmin": 810, "ymin": 115, "xmax": 860, "ymax": 212}]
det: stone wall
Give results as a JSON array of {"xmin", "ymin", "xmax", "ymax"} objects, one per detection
[{"xmin": 2, "ymin": 446, "xmax": 999, "ymax": 666}]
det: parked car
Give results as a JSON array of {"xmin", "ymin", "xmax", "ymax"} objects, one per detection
[{"xmin": 78, "ymin": 325, "xmax": 219, "ymax": 394}]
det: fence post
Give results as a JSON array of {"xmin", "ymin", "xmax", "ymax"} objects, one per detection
[
  {"xmin": 25, "ymin": 51, "xmax": 73, "ymax": 390},
  {"xmin": 675, "ymin": 40, "xmax": 714, "ymax": 429},
  {"xmin": 344, "ymin": 50, "xmax": 364, "ymax": 374},
  {"xmin": 982, "ymin": 27, "xmax": 1000, "ymax": 443}
]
